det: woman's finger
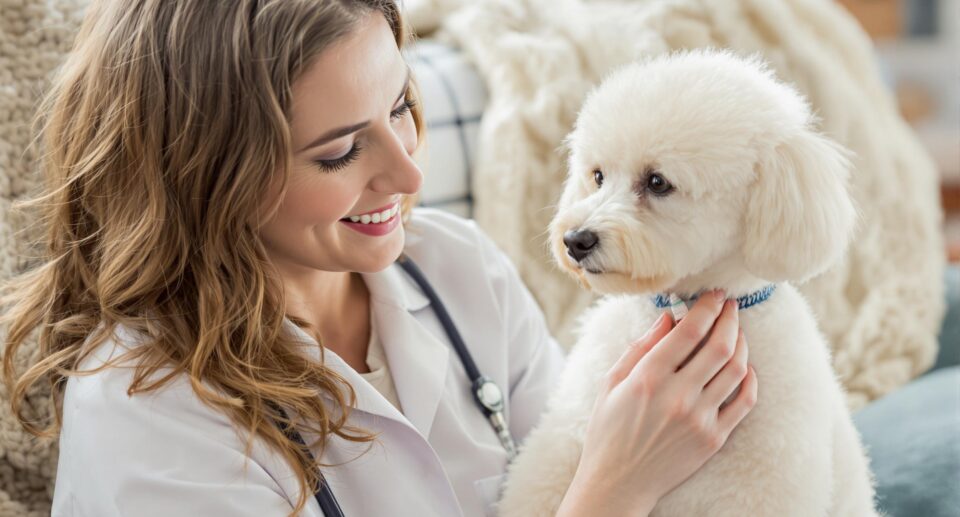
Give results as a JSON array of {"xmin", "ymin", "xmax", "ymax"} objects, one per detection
[
  {"xmin": 605, "ymin": 312, "xmax": 672, "ymax": 387},
  {"xmin": 700, "ymin": 328, "xmax": 748, "ymax": 408},
  {"xmin": 646, "ymin": 289, "xmax": 726, "ymax": 370},
  {"xmin": 717, "ymin": 364, "xmax": 758, "ymax": 433},
  {"xmin": 680, "ymin": 300, "xmax": 739, "ymax": 386}
]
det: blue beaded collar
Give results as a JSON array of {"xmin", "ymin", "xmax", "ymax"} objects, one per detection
[{"xmin": 652, "ymin": 284, "xmax": 777, "ymax": 311}]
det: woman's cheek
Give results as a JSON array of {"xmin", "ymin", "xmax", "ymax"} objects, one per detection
[{"xmin": 287, "ymin": 169, "xmax": 358, "ymax": 226}]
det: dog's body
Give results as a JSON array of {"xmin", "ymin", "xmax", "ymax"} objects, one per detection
[
  {"xmin": 497, "ymin": 49, "xmax": 882, "ymax": 516},
  {"xmin": 499, "ymin": 286, "xmax": 880, "ymax": 516}
]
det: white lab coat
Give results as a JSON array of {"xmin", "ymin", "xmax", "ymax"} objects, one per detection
[{"xmin": 51, "ymin": 208, "xmax": 567, "ymax": 517}]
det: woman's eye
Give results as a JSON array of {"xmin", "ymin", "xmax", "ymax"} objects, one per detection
[
  {"xmin": 390, "ymin": 98, "xmax": 416, "ymax": 121},
  {"xmin": 593, "ymin": 169, "xmax": 603, "ymax": 187},
  {"xmin": 312, "ymin": 98, "xmax": 415, "ymax": 173},
  {"xmin": 646, "ymin": 172, "xmax": 674, "ymax": 196},
  {"xmin": 314, "ymin": 143, "xmax": 363, "ymax": 173}
]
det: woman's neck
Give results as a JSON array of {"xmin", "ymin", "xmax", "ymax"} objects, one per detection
[{"xmin": 284, "ymin": 269, "xmax": 372, "ymax": 373}]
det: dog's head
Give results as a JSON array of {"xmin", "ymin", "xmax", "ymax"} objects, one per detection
[{"xmin": 551, "ymin": 49, "xmax": 857, "ymax": 295}]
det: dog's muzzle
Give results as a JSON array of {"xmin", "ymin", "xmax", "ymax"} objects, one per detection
[{"xmin": 563, "ymin": 228, "xmax": 599, "ymax": 263}]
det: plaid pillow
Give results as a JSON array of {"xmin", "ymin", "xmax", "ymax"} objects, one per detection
[{"xmin": 407, "ymin": 40, "xmax": 487, "ymax": 218}]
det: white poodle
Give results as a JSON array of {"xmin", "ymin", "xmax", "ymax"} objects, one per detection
[{"xmin": 497, "ymin": 49, "xmax": 882, "ymax": 517}]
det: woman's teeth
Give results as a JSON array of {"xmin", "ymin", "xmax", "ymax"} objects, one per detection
[{"xmin": 348, "ymin": 204, "xmax": 399, "ymax": 224}]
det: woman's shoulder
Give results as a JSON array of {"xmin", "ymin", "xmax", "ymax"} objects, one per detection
[
  {"xmin": 67, "ymin": 324, "xmax": 153, "ymax": 404},
  {"xmin": 400, "ymin": 207, "xmax": 527, "ymax": 305},
  {"xmin": 62, "ymin": 324, "xmax": 233, "ymax": 445},
  {"xmin": 398, "ymin": 207, "xmax": 548, "ymax": 336},
  {"xmin": 55, "ymin": 325, "xmax": 294, "ymax": 514},
  {"xmin": 69, "ymin": 323, "xmax": 169, "ymax": 389},
  {"xmin": 404, "ymin": 207, "xmax": 487, "ymax": 250},
  {"xmin": 403, "ymin": 207, "xmax": 511, "ymax": 273}
]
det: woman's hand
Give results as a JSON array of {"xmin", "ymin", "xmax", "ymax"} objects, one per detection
[{"xmin": 557, "ymin": 290, "xmax": 758, "ymax": 517}]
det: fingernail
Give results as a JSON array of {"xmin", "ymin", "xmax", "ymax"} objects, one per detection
[
  {"xmin": 638, "ymin": 314, "xmax": 666, "ymax": 341},
  {"xmin": 714, "ymin": 289, "xmax": 726, "ymax": 303},
  {"xmin": 653, "ymin": 312, "xmax": 666, "ymax": 327}
]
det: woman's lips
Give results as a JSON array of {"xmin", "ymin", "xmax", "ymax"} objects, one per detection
[{"xmin": 339, "ymin": 201, "xmax": 401, "ymax": 237}]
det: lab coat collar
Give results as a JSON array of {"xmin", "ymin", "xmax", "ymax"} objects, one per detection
[
  {"xmin": 364, "ymin": 260, "xmax": 430, "ymax": 312},
  {"xmin": 281, "ymin": 262, "xmax": 449, "ymax": 439}
]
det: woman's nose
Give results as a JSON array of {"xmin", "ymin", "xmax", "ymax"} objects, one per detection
[{"xmin": 368, "ymin": 126, "xmax": 422, "ymax": 195}]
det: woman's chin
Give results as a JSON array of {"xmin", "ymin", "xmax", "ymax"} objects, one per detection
[{"xmin": 349, "ymin": 229, "xmax": 406, "ymax": 272}]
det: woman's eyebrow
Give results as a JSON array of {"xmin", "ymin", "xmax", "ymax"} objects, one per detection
[{"xmin": 297, "ymin": 68, "xmax": 411, "ymax": 154}]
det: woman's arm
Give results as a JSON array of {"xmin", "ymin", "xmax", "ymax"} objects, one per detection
[{"xmin": 557, "ymin": 476, "xmax": 657, "ymax": 517}]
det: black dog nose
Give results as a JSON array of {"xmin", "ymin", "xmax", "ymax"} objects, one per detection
[{"xmin": 563, "ymin": 229, "xmax": 599, "ymax": 262}]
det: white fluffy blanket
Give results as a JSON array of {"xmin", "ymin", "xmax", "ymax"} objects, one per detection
[{"xmin": 407, "ymin": 0, "xmax": 946, "ymax": 411}]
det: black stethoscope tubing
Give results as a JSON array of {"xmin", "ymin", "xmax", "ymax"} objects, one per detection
[{"xmin": 270, "ymin": 255, "xmax": 516, "ymax": 516}]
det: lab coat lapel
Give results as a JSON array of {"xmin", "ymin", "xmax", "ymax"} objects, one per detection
[
  {"xmin": 363, "ymin": 263, "xmax": 451, "ymax": 439},
  {"xmin": 281, "ymin": 317, "xmax": 412, "ymax": 431},
  {"xmin": 280, "ymin": 262, "xmax": 451, "ymax": 440}
]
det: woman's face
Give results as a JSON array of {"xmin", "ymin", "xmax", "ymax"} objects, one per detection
[{"xmin": 259, "ymin": 12, "xmax": 421, "ymax": 276}]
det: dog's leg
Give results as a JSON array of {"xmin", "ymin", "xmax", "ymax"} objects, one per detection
[
  {"xmin": 496, "ymin": 408, "xmax": 588, "ymax": 517},
  {"xmin": 828, "ymin": 396, "xmax": 885, "ymax": 517},
  {"xmin": 498, "ymin": 328, "xmax": 631, "ymax": 515},
  {"xmin": 498, "ymin": 298, "xmax": 652, "ymax": 517},
  {"xmin": 495, "ymin": 355, "xmax": 597, "ymax": 517}
]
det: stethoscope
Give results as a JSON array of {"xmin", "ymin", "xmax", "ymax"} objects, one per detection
[{"xmin": 269, "ymin": 255, "xmax": 517, "ymax": 517}]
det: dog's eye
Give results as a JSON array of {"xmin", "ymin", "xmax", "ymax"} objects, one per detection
[
  {"xmin": 646, "ymin": 173, "xmax": 674, "ymax": 196},
  {"xmin": 593, "ymin": 169, "xmax": 604, "ymax": 187}
]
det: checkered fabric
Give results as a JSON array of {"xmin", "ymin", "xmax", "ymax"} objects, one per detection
[{"xmin": 406, "ymin": 40, "xmax": 487, "ymax": 218}]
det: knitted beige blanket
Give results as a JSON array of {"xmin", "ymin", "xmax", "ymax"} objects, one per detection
[
  {"xmin": 1, "ymin": 1, "xmax": 88, "ymax": 514},
  {"xmin": 0, "ymin": 0, "xmax": 946, "ymax": 514}
]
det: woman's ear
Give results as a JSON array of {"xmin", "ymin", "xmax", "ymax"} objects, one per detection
[{"xmin": 742, "ymin": 130, "xmax": 858, "ymax": 283}]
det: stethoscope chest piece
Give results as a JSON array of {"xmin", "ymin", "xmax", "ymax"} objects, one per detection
[
  {"xmin": 472, "ymin": 375, "xmax": 516, "ymax": 461},
  {"xmin": 474, "ymin": 376, "xmax": 505, "ymax": 412}
]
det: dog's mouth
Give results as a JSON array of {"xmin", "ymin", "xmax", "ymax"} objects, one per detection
[
  {"xmin": 553, "ymin": 228, "xmax": 679, "ymax": 294},
  {"xmin": 577, "ymin": 269, "xmax": 676, "ymax": 295}
]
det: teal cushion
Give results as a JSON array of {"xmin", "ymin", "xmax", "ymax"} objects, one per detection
[
  {"xmin": 853, "ymin": 366, "xmax": 960, "ymax": 517},
  {"xmin": 931, "ymin": 265, "xmax": 960, "ymax": 373}
]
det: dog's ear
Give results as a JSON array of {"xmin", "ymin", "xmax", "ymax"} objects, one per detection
[{"xmin": 742, "ymin": 129, "xmax": 858, "ymax": 283}]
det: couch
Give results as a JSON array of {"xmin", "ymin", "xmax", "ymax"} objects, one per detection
[{"xmin": 852, "ymin": 267, "xmax": 960, "ymax": 517}]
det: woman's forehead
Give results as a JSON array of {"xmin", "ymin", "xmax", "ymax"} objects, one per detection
[{"xmin": 289, "ymin": 13, "xmax": 406, "ymax": 149}]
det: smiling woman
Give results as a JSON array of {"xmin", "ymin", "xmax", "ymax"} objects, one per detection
[{"xmin": 1, "ymin": 1, "xmax": 429, "ymax": 516}]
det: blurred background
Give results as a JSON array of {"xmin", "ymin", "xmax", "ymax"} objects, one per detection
[{"xmin": 838, "ymin": 0, "xmax": 960, "ymax": 260}]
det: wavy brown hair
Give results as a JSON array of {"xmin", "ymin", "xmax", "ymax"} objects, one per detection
[{"xmin": 0, "ymin": 1, "xmax": 423, "ymax": 514}]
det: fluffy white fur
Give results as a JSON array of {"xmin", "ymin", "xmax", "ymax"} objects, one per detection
[{"xmin": 497, "ymin": 49, "xmax": 882, "ymax": 517}]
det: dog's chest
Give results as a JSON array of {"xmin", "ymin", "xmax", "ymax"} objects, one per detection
[
  {"xmin": 581, "ymin": 290, "xmax": 841, "ymax": 472},
  {"xmin": 570, "ymin": 289, "xmax": 842, "ymax": 515}
]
